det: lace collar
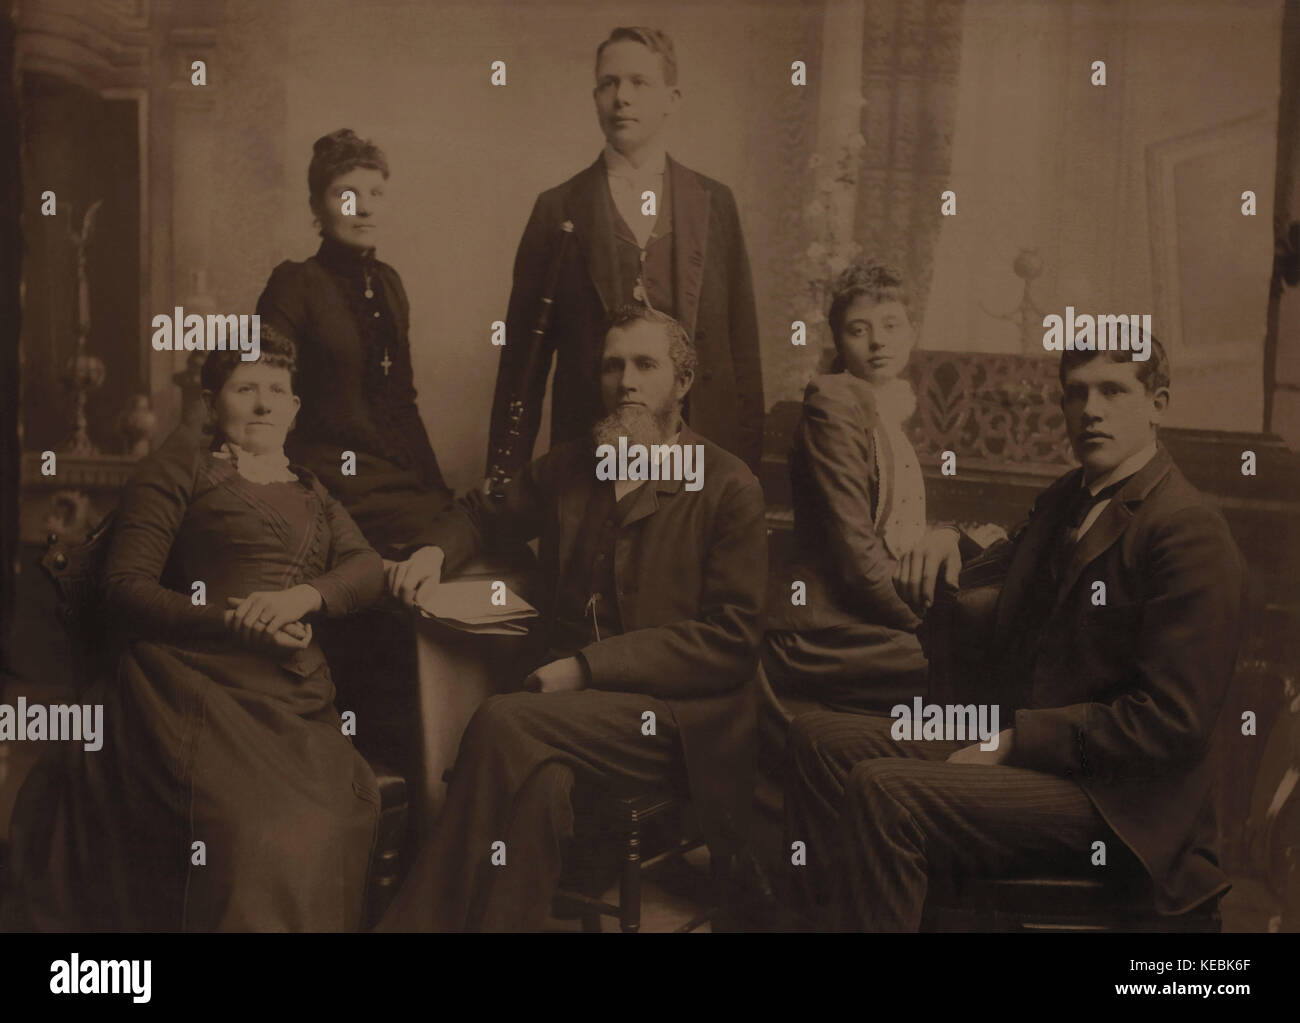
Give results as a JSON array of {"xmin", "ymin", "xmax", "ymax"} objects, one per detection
[{"xmin": 212, "ymin": 441, "xmax": 298, "ymax": 485}]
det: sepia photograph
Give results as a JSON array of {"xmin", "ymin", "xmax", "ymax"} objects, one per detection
[{"xmin": 0, "ymin": 0, "xmax": 1297, "ymax": 1002}]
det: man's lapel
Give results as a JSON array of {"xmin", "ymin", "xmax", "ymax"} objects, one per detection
[
  {"xmin": 620, "ymin": 426, "xmax": 696, "ymax": 528},
  {"xmin": 558, "ymin": 427, "xmax": 695, "ymax": 583},
  {"xmin": 555, "ymin": 448, "xmax": 597, "ymax": 592},
  {"xmin": 566, "ymin": 156, "xmax": 620, "ymax": 315},
  {"xmin": 669, "ymin": 157, "xmax": 710, "ymax": 338},
  {"xmin": 621, "ymin": 472, "xmax": 685, "ymax": 528},
  {"xmin": 1056, "ymin": 445, "xmax": 1174, "ymax": 602},
  {"xmin": 993, "ymin": 473, "xmax": 1080, "ymax": 640}
]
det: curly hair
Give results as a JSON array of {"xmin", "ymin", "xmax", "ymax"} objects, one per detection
[
  {"xmin": 308, "ymin": 128, "xmax": 389, "ymax": 220},
  {"xmin": 827, "ymin": 259, "xmax": 913, "ymax": 345},
  {"xmin": 200, "ymin": 323, "xmax": 298, "ymax": 395},
  {"xmin": 605, "ymin": 304, "xmax": 697, "ymax": 382}
]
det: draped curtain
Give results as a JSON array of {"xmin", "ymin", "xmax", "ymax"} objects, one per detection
[
  {"xmin": 777, "ymin": 0, "xmax": 964, "ymax": 403},
  {"xmin": 855, "ymin": 0, "xmax": 964, "ymax": 320}
]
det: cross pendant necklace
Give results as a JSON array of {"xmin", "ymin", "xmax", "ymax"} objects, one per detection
[{"xmin": 362, "ymin": 263, "xmax": 390, "ymax": 376}]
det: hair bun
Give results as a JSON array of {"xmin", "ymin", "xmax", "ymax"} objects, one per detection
[
  {"xmin": 313, "ymin": 128, "xmax": 360, "ymax": 156},
  {"xmin": 307, "ymin": 130, "xmax": 390, "ymax": 217}
]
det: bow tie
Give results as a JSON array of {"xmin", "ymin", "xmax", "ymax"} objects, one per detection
[{"xmin": 1065, "ymin": 477, "xmax": 1129, "ymax": 530}]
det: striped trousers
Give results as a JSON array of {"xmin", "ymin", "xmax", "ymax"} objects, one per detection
[{"xmin": 784, "ymin": 710, "xmax": 1118, "ymax": 931}]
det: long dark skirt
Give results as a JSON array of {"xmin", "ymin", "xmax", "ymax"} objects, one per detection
[{"xmin": 3, "ymin": 638, "xmax": 379, "ymax": 932}]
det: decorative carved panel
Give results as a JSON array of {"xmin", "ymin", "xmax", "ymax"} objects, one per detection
[{"xmin": 904, "ymin": 350, "xmax": 1072, "ymax": 468}]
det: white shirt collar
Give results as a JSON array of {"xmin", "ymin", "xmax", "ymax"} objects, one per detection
[
  {"xmin": 603, "ymin": 142, "xmax": 667, "ymax": 180},
  {"xmin": 1085, "ymin": 441, "xmax": 1157, "ymax": 496}
]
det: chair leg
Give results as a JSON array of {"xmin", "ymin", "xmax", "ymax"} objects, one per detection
[{"xmin": 620, "ymin": 823, "xmax": 642, "ymax": 933}]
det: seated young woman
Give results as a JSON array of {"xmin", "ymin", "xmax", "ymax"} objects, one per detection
[
  {"xmin": 2, "ymin": 328, "xmax": 385, "ymax": 932},
  {"xmin": 764, "ymin": 260, "xmax": 941, "ymax": 715}
]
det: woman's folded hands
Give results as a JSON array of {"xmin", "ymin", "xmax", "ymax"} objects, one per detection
[{"xmin": 224, "ymin": 584, "xmax": 324, "ymax": 652}]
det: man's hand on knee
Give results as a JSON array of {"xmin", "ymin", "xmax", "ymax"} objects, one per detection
[
  {"xmin": 523, "ymin": 656, "xmax": 587, "ymax": 693},
  {"xmin": 946, "ymin": 728, "xmax": 1015, "ymax": 765}
]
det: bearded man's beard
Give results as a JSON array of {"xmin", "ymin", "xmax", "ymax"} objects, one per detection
[{"xmin": 592, "ymin": 397, "xmax": 679, "ymax": 450}]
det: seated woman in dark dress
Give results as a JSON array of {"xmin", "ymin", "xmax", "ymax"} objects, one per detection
[
  {"xmin": 256, "ymin": 128, "xmax": 453, "ymax": 560},
  {"xmin": 763, "ymin": 260, "xmax": 934, "ymax": 714},
  {"xmin": 3, "ymin": 329, "xmax": 384, "ymax": 932}
]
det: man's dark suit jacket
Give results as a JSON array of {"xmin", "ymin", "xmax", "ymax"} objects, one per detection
[
  {"xmin": 433, "ymin": 425, "xmax": 768, "ymax": 857},
  {"xmin": 963, "ymin": 445, "xmax": 1245, "ymax": 914},
  {"xmin": 488, "ymin": 155, "xmax": 764, "ymax": 479}
]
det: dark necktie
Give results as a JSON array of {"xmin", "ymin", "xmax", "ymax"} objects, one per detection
[{"xmin": 1050, "ymin": 478, "xmax": 1129, "ymax": 583}]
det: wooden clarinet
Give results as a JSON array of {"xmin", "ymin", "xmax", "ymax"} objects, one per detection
[{"xmin": 488, "ymin": 219, "xmax": 575, "ymax": 499}]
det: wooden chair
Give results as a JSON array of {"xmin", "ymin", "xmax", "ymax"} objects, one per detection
[
  {"xmin": 38, "ymin": 517, "xmax": 410, "ymax": 932},
  {"xmin": 550, "ymin": 669, "xmax": 761, "ymax": 934},
  {"xmin": 922, "ymin": 874, "xmax": 1221, "ymax": 932},
  {"xmin": 552, "ymin": 791, "xmax": 718, "ymax": 933},
  {"xmin": 362, "ymin": 770, "xmax": 409, "ymax": 930}
]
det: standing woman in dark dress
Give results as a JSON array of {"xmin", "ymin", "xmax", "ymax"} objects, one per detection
[
  {"xmin": 3, "ymin": 330, "xmax": 384, "ymax": 931},
  {"xmin": 257, "ymin": 128, "xmax": 453, "ymax": 561}
]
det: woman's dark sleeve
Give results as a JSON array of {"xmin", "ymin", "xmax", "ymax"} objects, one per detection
[
  {"xmin": 256, "ymin": 261, "xmax": 308, "ymax": 342},
  {"xmin": 798, "ymin": 377, "xmax": 921, "ymax": 632},
  {"xmin": 311, "ymin": 482, "xmax": 385, "ymax": 616},
  {"xmin": 103, "ymin": 433, "xmax": 230, "ymax": 642},
  {"xmin": 385, "ymin": 269, "xmax": 450, "ymax": 492}
]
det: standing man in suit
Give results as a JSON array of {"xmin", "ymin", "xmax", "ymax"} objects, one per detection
[
  {"xmin": 784, "ymin": 332, "xmax": 1246, "ymax": 930},
  {"xmin": 487, "ymin": 26, "xmax": 764, "ymax": 485},
  {"xmin": 380, "ymin": 306, "xmax": 767, "ymax": 931}
]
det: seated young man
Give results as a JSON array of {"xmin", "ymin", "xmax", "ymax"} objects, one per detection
[
  {"xmin": 785, "ymin": 332, "xmax": 1246, "ymax": 930},
  {"xmin": 377, "ymin": 305, "xmax": 768, "ymax": 931}
]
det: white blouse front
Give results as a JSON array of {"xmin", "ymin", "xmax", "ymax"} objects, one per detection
[{"xmin": 871, "ymin": 379, "xmax": 926, "ymax": 560}]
